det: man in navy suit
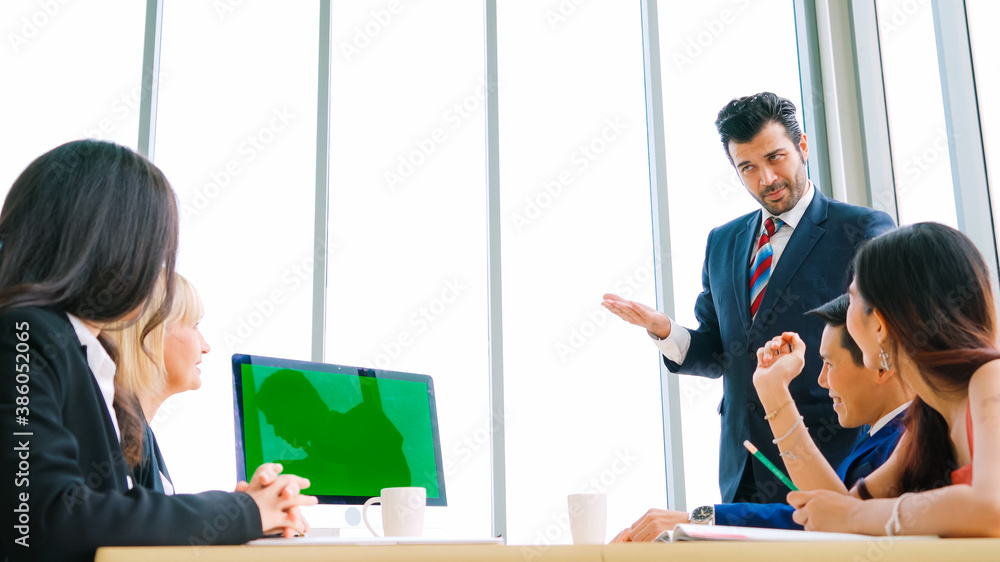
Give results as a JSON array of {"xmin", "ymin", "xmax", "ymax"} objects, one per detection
[
  {"xmin": 612, "ymin": 294, "xmax": 912, "ymax": 540},
  {"xmin": 604, "ymin": 92, "xmax": 896, "ymax": 504}
]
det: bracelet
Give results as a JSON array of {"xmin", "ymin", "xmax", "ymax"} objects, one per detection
[
  {"xmin": 764, "ymin": 400, "xmax": 794, "ymax": 421},
  {"xmin": 856, "ymin": 477, "xmax": 873, "ymax": 500},
  {"xmin": 885, "ymin": 492, "xmax": 916, "ymax": 537},
  {"xmin": 778, "ymin": 425, "xmax": 808, "ymax": 459},
  {"xmin": 772, "ymin": 415, "xmax": 804, "ymax": 444}
]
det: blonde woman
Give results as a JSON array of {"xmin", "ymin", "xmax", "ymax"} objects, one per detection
[
  {"xmin": 113, "ymin": 273, "xmax": 209, "ymax": 423},
  {"xmin": 109, "ymin": 273, "xmax": 209, "ymax": 493},
  {"xmin": 111, "ymin": 274, "xmax": 308, "ymax": 537}
]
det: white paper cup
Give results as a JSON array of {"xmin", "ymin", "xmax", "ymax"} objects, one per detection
[
  {"xmin": 362, "ymin": 487, "xmax": 426, "ymax": 537},
  {"xmin": 568, "ymin": 493, "xmax": 607, "ymax": 544}
]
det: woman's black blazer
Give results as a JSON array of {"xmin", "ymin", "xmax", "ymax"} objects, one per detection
[{"xmin": 0, "ymin": 307, "xmax": 261, "ymax": 561}]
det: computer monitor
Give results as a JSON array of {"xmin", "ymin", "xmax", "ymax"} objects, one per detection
[{"xmin": 231, "ymin": 354, "xmax": 447, "ymax": 506}]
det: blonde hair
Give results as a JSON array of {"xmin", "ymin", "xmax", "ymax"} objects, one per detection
[{"xmin": 110, "ymin": 273, "xmax": 203, "ymax": 398}]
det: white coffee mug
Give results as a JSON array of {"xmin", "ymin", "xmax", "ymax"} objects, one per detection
[
  {"xmin": 362, "ymin": 487, "xmax": 426, "ymax": 537},
  {"xmin": 568, "ymin": 493, "xmax": 607, "ymax": 544}
]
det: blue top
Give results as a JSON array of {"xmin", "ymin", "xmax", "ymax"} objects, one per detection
[{"xmin": 715, "ymin": 410, "xmax": 906, "ymax": 529}]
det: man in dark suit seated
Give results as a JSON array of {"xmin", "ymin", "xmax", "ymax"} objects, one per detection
[
  {"xmin": 604, "ymin": 92, "xmax": 896, "ymax": 504},
  {"xmin": 613, "ymin": 294, "xmax": 913, "ymax": 540}
]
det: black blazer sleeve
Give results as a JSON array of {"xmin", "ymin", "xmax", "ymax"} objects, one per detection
[{"xmin": 0, "ymin": 307, "xmax": 262, "ymax": 562}]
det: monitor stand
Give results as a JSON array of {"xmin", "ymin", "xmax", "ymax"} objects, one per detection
[
  {"xmin": 299, "ymin": 505, "xmax": 361, "ymax": 537},
  {"xmin": 300, "ymin": 504, "xmax": 447, "ymax": 538}
]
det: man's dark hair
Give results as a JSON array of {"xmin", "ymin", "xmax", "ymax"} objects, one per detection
[
  {"xmin": 715, "ymin": 92, "xmax": 803, "ymax": 165},
  {"xmin": 807, "ymin": 294, "xmax": 864, "ymax": 367}
]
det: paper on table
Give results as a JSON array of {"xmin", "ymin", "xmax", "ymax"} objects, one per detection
[{"xmin": 668, "ymin": 524, "xmax": 937, "ymax": 542}]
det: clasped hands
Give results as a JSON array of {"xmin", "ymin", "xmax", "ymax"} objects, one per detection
[{"xmin": 235, "ymin": 462, "xmax": 318, "ymax": 538}]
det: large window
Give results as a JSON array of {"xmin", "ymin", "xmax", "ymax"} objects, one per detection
[
  {"xmin": 967, "ymin": 0, "xmax": 1000, "ymax": 245},
  {"xmin": 876, "ymin": 0, "xmax": 958, "ymax": 227},
  {"xmin": 0, "ymin": 1, "xmax": 145, "ymax": 196},
  {"xmin": 323, "ymin": 0, "xmax": 492, "ymax": 538},
  {"xmin": 656, "ymin": 0, "xmax": 804, "ymax": 507},
  {"xmin": 7, "ymin": 0, "xmax": 1000, "ymax": 545},
  {"xmin": 152, "ymin": 0, "xmax": 319, "ymax": 494},
  {"xmin": 498, "ymin": 0, "xmax": 664, "ymax": 545}
]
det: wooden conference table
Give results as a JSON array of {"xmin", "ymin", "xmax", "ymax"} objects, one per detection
[{"xmin": 96, "ymin": 538, "xmax": 1000, "ymax": 561}]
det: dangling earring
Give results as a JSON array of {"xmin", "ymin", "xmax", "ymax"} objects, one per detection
[{"xmin": 879, "ymin": 345, "xmax": 892, "ymax": 371}]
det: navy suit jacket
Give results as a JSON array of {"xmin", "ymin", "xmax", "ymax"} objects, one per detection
[
  {"xmin": 664, "ymin": 189, "xmax": 895, "ymax": 503},
  {"xmin": 715, "ymin": 410, "xmax": 906, "ymax": 529}
]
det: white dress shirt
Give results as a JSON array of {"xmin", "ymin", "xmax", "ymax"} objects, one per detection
[
  {"xmin": 869, "ymin": 401, "xmax": 911, "ymax": 437},
  {"xmin": 67, "ymin": 313, "xmax": 121, "ymax": 442},
  {"xmin": 161, "ymin": 470, "xmax": 175, "ymax": 495},
  {"xmin": 67, "ymin": 313, "xmax": 133, "ymax": 489},
  {"xmin": 652, "ymin": 182, "xmax": 816, "ymax": 362}
]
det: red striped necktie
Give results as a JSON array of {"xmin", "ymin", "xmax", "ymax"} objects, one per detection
[{"xmin": 749, "ymin": 217, "xmax": 784, "ymax": 318}]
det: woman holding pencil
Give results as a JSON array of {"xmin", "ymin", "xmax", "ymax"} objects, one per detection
[{"xmin": 788, "ymin": 222, "xmax": 1000, "ymax": 538}]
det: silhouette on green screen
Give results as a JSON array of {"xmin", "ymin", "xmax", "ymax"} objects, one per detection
[{"xmin": 256, "ymin": 369, "xmax": 411, "ymax": 491}]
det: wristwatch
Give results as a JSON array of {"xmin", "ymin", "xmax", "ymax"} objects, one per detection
[{"xmin": 689, "ymin": 505, "xmax": 715, "ymax": 525}]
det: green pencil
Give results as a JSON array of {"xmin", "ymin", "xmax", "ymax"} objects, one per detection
[{"xmin": 743, "ymin": 440, "xmax": 798, "ymax": 491}]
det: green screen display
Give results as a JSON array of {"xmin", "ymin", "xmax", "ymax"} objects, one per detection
[{"xmin": 240, "ymin": 364, "xmax": 440, "ymax": 498}]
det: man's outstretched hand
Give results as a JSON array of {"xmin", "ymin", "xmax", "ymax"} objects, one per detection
[{"xmin": 602, "ymin": 293, "xmax": 672, "ymax": 340}]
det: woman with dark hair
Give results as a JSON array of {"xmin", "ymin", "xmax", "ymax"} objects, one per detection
[
  {"xmin": 0, "ymin": 140, "xmax": 315, "ymax": 561},
  {"xmin": 788, "ymin": 222, "xmax": 1000, "ymax": 537}
]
